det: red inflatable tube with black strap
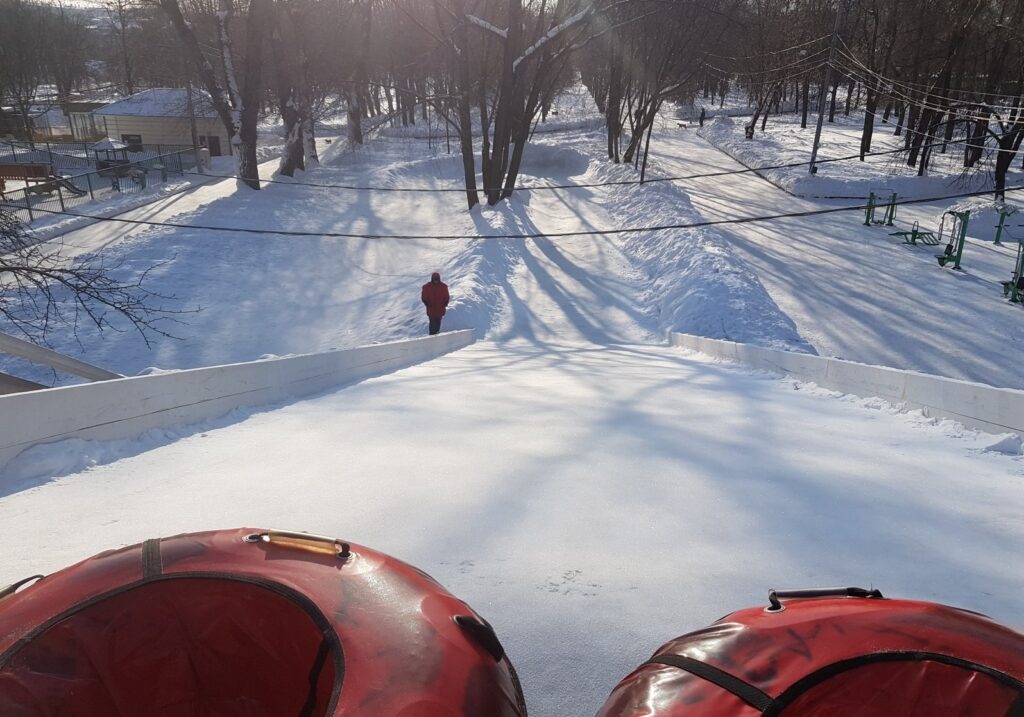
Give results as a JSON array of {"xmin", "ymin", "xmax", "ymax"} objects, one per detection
[
  {"xmin": 0, "ymin": 528, "xmax": 529, "ymax": 717},
  {"xmin": 596, "ymin": 587, "xmax": 1024, "ymax": 717}
]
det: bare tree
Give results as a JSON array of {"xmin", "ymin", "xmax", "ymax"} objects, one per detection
[
  {"xmin": 0, "ymin": 210, "xmax": 185, "ymax": 346},
  {"xmin": 0, "ymin": 0, "xmax": 53, "ymax": 145},
  {"xmin": 103, "ymin": 0, "xmax": 139, "ymax": 96},
  {"xmin": 158, "ymin": 0, "xmax": 271, "ymax": 188},
  {"xmin": 47, "ymin": 4, "xmax": 93, "ymax": 101}
]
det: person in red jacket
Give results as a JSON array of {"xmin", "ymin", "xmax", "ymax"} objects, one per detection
[{"xmin": 421, "ymin": 272, "xmax": 450, "ymax": 335}]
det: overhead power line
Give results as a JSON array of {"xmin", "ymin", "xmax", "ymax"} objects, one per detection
[
  {"xmin": 705, "ymin": 59, "xmax": 830, "ymax": 83},
  {"xmin": 4, "ymin": 185, "xmax": 1021, "ymax": 241},
  {"xmin": 182, "ymin": 134, "xmax": 1007, "ymax": 194},
  {"xmin": 835, "ymin": 39, "xmax": 1024, "ymax": 103},
  {"xmin": 706, "ymin": 34, "xmax": 831, "ymax": 61},
  {"xmin": 705, "ymin": 49, "xmax": 830, "ymax": 77}
]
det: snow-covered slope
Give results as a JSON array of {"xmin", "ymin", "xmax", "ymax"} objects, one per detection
[
  {"xmin": 2, "ymin": 127, "xmax": 810, "ymax": 384},
  {"xmin": 2, "ymin": 343, "xmax": 1021, "ymax": 716},
  {"xmin": 3, "ymin": 94, "xmax": 1023, "ymax": 717},
  {"xmin": 650, "ymin": 128, "xmax": 1024, "ymax": 389}
]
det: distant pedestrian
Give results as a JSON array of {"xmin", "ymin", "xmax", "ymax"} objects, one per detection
[
  {"xmin": 699, "ymin": 107, "xmax": 706, "ymax": 127},
  {"xmin": 421, "ymin": 271, "xmax": 449, "ymax": 336}
]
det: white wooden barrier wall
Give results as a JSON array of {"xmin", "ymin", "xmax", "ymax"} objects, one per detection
[
  {"xmin": 671, "ymin": 333, "xmax": 1024, "ymax": 438},
  {"xmin": 0, "ymin": 331, "xmax": 474, "ymax": 472}
]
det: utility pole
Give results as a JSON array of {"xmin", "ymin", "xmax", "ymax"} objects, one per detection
[
  {"xmin": 186, "ymin": 79, "xmax": 202, "ymax": 173},
  {"xmin": 809, "ymin": 0, "xmax": 847, "ymax": 175}
]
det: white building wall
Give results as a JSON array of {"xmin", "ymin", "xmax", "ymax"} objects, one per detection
[{"xmin": 101, "ymin": 115, "xmax": 230, "ymax": 154}]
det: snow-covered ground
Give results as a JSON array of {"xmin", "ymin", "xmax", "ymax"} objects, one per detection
[
  {"xmin": 2, "ymin": 90, "xmax": 1023, "ymax": 715},
  {"xmin": 1, "ymin": 342, "xmax": 1022, "ymax": 716},
  {"xmin": 1, "ymin": 123, "xmax": 808, "ymax": 385},
  {"xmin": 699, "ymin": 112, "xmax": 1024, "ymax": 199},
  {"xmin": 649, "ymin": 127, "xmax": 1024, "ymax": 390}
]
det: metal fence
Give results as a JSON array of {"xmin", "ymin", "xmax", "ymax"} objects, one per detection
[
  {"xmin": 0, "ymin": 140, "xmax": 194, "ymax": 175},
  {"xmin": 0, "ymin": 147, "xmax": 199, "ymax": 225}
]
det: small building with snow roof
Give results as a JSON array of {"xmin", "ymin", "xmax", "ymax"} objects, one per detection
[{"xmin": 94, "ymin": 88, "xmax": 230, "ymax": 156}]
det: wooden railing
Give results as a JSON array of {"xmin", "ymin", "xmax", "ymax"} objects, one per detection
[{"xmin": 0, "ymin": 331, "xmax": 121, "ymax": 395}]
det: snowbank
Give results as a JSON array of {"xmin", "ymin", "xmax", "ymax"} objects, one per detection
[
  {"xmin": 940, "ymin": 198, "xmax": 1022, "ymax": 243},
  {"xmin": 583, "ymin": 144, "xmax": 814, "ymax": 352}
]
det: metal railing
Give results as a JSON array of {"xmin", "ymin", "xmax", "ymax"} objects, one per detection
[
  {"xmin": 0, "ymin": 147, "xmax": 199, "ymax": 225},
  {"xmin": 0, "ymin": 140, "xmax": 194, "ymax": 175}
]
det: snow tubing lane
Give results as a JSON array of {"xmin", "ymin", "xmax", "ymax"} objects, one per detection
[
  {"xmin": 596, "ymin": 593, "xmax": 1024, "ymax": 717},
  {"xmin": 0, "ymin": 528, "xmax": 528, "ymax": 717}
]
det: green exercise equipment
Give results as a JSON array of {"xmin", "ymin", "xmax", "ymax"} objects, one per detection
[
  {"xmin": 936, "ymin": 210, "xmax": 970, "ymax": 270},
  {"xmin": 864, "ymin": 191, "xmax": 898, "ymax": 227},
  {"xmin": 890, "ymin": 220, "xmax": 939, "ymax": 246},
  {"xmin": 993, "ymin": 207, "xmax": 1016, "ymax": 245},
  {"xmin": 1001, "ymin": 229, "xmax": 1024, "ymax": 303}
]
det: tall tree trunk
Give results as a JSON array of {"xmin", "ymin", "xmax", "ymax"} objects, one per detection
[
  {"xmin": 290, "ymin": 5, "xmax": 318, "ymax": 168},
  {"xmin": 452, "ymin": 0, "xmax": 479, "ymax": 209},
  {"xmin": 116, "ymin": 4, "xmax": 135, "ymax": 96},
  {"xmin": 941, "ymin": 110, "xmax": 955, "ymax": 153},
  {"xmin": 893, "ymin": 102, "xmax": 905, "ymax": 135},
  {"xmin": 484, "ymin": 0, "xmax": 522, "ymax": 205},
  {"xmin": 271, "ymin": 37, "xmax": 302, "ymax": 176},
  {"xmin": 235, "ymin": 0, "xmax": 269, "ymax": 189},
  {"xmin": 903, "ymin": 103, "xmax": 919, "ymax": 147},
  {"xmin": 800, "ymin": 78, "xmax": 810, "ymax": 129},
  {"xmin": 965, "ymin": 110, "xmax": 989, "ymax": 168},
  {"xmin": 639, "ymin": 99, "xmax": 661, "ymax": 182},
  {"xmin": 606, "ymin": 43, "xmax": 623, "ymax": 162},
  {"xmin": 860, "ymin": 86, "xmax": 877, "ymax": 160},
  {"xmin": 479, "ymin": 84, "xmax": 491, "ymax": 183},
  {"xmin": 994, "ymin": 130, "xmax": 1023, "ymax": 200},
  {"xmin": 347, "ymin": 87, "xmax": 363, "ymax": 143},
  {"xmin": 346, "ymin": 0, "xmax": 373, "ymax": 145}
]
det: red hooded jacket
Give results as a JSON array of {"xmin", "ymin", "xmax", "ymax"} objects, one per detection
[{"xmin": 421, "ymin": 272, "xmax": 449, "ymax": 319}]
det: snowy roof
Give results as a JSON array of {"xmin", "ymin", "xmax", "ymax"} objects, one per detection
[
  {"xmin": 90, "ymin": 138, "xmax": 128, "ymax": 150},
  {"xmin": 94, "ymin": 88, "xmax": 218, "ymax": 119}
]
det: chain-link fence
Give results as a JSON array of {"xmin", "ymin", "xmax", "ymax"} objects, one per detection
[
  {"xmin": 0, "ymin": 146, "xmax": 199, "ymax": 225},
  {"xmin": 0, "ymin": 140, "xmax": 194, "ymax": 174}
]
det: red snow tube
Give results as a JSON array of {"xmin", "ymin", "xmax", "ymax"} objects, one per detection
[
  {"xmin": 0, "ymin": 528, "xmax": 528, "ymax": 717},
  {"xmin": 597, "ymin": 587, "xmax": 1024, "ymax": 717}
]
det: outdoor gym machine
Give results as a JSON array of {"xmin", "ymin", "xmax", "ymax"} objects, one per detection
[
  {"xmin": 890, "ymin": 220, "xmax": 940, "ymax": 246},
  {"xmin": 864, "ymin": 190, "xmax": 897, "ymax": 227},
  {"xmin": 936, "ymin": 210, "xmax": 970, "ymax": 270},
  {"xmin": 1001, "ymin": 230, "xmax": 1024, "ymax": 304},
  {"xmin": 993, "ymin": 207, "xmax": 1016, "ymax": 246}
]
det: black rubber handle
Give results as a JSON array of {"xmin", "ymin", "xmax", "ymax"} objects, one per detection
[
  {"xmin": 0, "ymin": 574, "xmax": 44, "ymax": 601},
  {"xmin": 767, "ymin": 586, "xmax": 883, "ymax": 612},
  {"xmin": 455, "ymin": 615, "xmax": 505, "ymax": 661}
]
